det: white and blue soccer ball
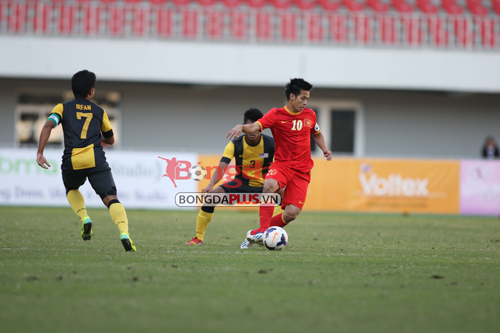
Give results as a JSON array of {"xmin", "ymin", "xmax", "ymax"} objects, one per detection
[
  {"xmin": 189, "ymin": 164, "xmax": 207, "ymax": 181},
  {"xmin": 264, "ymin": 227, "xmax": 288, "ymax": 251}
]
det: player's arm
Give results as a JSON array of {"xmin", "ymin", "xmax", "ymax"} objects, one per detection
[
  {"xmin": 102, "ymin": 135, "xmax": 115, "ymax": 145},
  {"xmin": 36, "ymin": 120, "xmax": 55, "ymax": 169},
  {"xmin": 203, "ymin": 141, "xmax": 235, "ymax": 193},
  {"xmin": 227, "ymin": 109, "xmax": 276, "ymax": 140},
  {"xmin": 202, "ymin": 161, "xmax": 229, "ymax": 193},
  {"xmin": 101, "ymin": 110, "xmax": 115, "ymax": 145},
  {"xmin": 312, "ymin": 132, "xmax": 333, "ymax": 161},
  {"xmin": 226, "ymin": 122, "xmax": 261, "ymax": 141},
  {"xmin": 37, "ymin": 104, "xmax": 63, "ymax": 169}
]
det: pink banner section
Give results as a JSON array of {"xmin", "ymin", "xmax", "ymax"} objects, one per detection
[{"xmin": 460, "ymin": 160, "xmax": 500, "ymax": 216}]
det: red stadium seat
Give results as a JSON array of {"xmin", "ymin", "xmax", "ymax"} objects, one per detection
[
  {"xmin": 391, "ymin": 0, "xmax": 413, "ymax": 13},
  {"xmin": 402, "ymin": 16, "xmax": 422, "ymax": 45},
  {"xmin": 224, "ymin": 0, "xmax": 243, "ymax": 7},
  {"xmin": 55, "ymin": 3, "xmax": 76, "ymax": 35},
  {"xmin": 107, "ymin": 6, "xmax": 125, "ymax": 36},
  {"xmin": 229, "ymin": 11, "xmax": 248, "ymax": 39},
  {"xmin": 255, "ymin": 12, "xmax": 272, "ymax": 40},
  {"xmin": 246, "ymin": 0, "xmax": 267, "ymax": 8},
  {"xmin": 294, "ymin": 0, "xmax": 316, "ymax": 9},
  {"xmin": 441, "ymin": 0, "xmax": 464, "ymax": 13},
  {"xmin": 427, "ymin": 16, "xmax": 448, "ymax": 47},
  {"xmin": 149, "ymin": 0, "xmax": 169, "ymax": 4},
  {"xmin": 156, "ymin": 8, "xmax": 173, "ymax": 37},
  {"xmin": 493, "ymin": 0, "xmax": 500, "ymax": 14},
  {"xmin": 367, "ymin": 0, "xmax": 389, "ymax": 12},
  {"xmin": 8, "ymin": 2, "xmax": 28, "ymax": 33},
  {"xmin": 306, "ymin": 13, "xmax": 323, "ymax": 42},
  {"xmin": 416, "ymin": 0, "xmax": 439, "ymax": 13},
  {"xmin": 468, "ymin": 4, "xmax": 489, "ymax": 15},
  {"xmin": 317, "ymin": 0, "xmax": 340, "ymax": 11},
  {"xmin": 181, "ymin": 9, "xmax": 198, "ymax": 38},
  {"xmin": 342, "ymin": 0, "xmax": 365, "ymax": 11},
  {"xmin": 493, "ymin": 1, "xmax": 500, "ymax": 15},
  {"xmin": 80, "ymin": 5, "xmax": 101, "ymax": 35},
  {"xmin": 329, "ymin": 13, "xmax": 348, "ymax": 43},
  {"xmin": 130, "ymin": 7, "xmax": 150, "ymax": 36},
  {"xmin": 354, "ymin": 15, "xmax": 373, "ymax": 44},
  {"xmin": 378, "ymin": 16, "xmax": 397, "ymax": 44},
  {"xmin": 32, "ymin": 3, "xmax": 53, "ymax": 34},
  {"xmin": 477, "ymin": 17, "xmax": 498, "ymax": 48},
  {"xmin": 173, "ymin": 0, "xmax": 193, "ymax": 5},
  {"xmin": 199, "ymin": 0, "xmax": 218, "ymax": 6},
  {"xmin": 270, "ymin": 0, "xmax": 293, "ymax": 9},
  {"xmin": 206, "ymin": 10, "xmax": 224, "ymax": 39},
  {"xmin": 443, "ymin": 4, "xmax": 464, "ymax": 14},
  {"xmin": 466, "ymin": 0, "xmax": 489, "ymax": 15},
  {"xmin": 279, "ymin": 12, "xmax": 298, "ymax": 41},
  {"xmin": 452, "ymin": 16, "xmax": 473, "ymax": 47}
]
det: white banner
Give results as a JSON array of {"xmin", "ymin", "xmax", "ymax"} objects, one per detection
[{"xmin": 0, "ymin": 148, "xmax": 198, "ymax": 209}]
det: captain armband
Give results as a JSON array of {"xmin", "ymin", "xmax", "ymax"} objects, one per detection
[
  {"xmin": 314, "ymin": 123, "xmax": 321, "ymax": 133},
  {"xmin": 47, "ymin": 113, "xmax": 61, "ymax": 127},
  {"xmin": 102, "ymin": 129, "xmax": 114, "ymax": 138}
]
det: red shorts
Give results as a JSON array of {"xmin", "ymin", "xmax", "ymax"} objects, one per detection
[{"xmin": 265, "ymin": 162, "xmax": 311, "ymax": 210}]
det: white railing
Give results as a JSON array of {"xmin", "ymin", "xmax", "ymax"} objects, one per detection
[{"xmin": 0, "ymin": 1, "xmax": 498, "ymax": 50}]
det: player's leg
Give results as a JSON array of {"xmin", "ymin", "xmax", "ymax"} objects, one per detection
[
  {"xmin": 269, "ymin": 204, "xmax": 301, "ymax": 227},
  {"xmin": 88, "ymin": 166, "xmax": 136, "ymax": 252},
  {"xmin": 231, "ymin": 183, "xmax": 267, "ymax": 249},
  {"xmin": 62, "ymin": 170, "xmax": 92, "ymax": 241},
  {"xmin": 249, "ymin": 164, "xmax": 289, "ymax": 238},
  {"xmin": 186, "ymin": 186, "xmax": 225, "ymax": 245},
  {"xmin": 273, "ymin": 187, "xmax": 286, "ymax": 216},
  {"xmin": 102, "ymin": 195, "xmax": 136, "ymax": 252},
  {"xmin": 268, "ymin": 170, "xmax": 309, "ymax": 228},
  {"xmin": 257, "ymin": 178, "xmax": 280, "ymax": 231}
]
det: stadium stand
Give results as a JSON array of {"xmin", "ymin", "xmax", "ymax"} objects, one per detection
[{"xmin": 0, "ymin": 0, "xmax": 499, "ymax": 49}]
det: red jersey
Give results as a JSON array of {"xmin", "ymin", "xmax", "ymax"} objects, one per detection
[{"xmin": 256, "ymin": 106, "xmax": 321, "ymax": 173}]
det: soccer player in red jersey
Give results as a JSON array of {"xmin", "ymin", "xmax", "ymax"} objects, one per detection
[{"xmin": 227, "ymin": 78, "xmax": 333, "ymax": 245}]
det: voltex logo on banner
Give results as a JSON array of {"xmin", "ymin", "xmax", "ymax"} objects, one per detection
[{"xmin": 358, "ymin": 163, "xmax": 429, "ymax": 197}]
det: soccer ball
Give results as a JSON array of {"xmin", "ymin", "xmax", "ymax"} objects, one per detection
[
  {"xmin": 189, "ymin": 164, "xmax": 207, "ymax": 181},
  {"xmin": 264, "ymin": 227, "xmax": 288, "ymax": 251}
]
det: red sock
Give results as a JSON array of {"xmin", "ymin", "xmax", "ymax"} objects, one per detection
[
  {"xmin": 269, "ymin": 213, "xmax": 287, "ymax": 228},
  {"xmin": 251, "ymin": 204, "xmax": 274, "ymax": 235}
]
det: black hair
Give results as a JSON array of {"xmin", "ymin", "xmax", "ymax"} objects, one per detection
[
  {"xmin": 72, "ymin": 70, "xmax": 96, "ymax": 99},
  {"xmin": 243, "ymin": 108, "xmax": 263, "ymax": 124},
  {"xmin": 285, "ymin": 78, "xmax": 313, "ymax": 101},
  {"xmin": 485, "ymin": 136, "xmax": 496, "ymax": 144}
]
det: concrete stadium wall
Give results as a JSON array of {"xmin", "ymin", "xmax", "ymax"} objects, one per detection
[
  {"xmin": 1, "ymin": 36, "xmax": 500, "ymax": 93},
  {"xmin": 0, "ymin": 78, "xmax": 499, "ymax": 159}
]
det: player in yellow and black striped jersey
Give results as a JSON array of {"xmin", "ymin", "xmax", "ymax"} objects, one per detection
[
  {"xmin": 185, "ymin": 108, "xmax": 283, "ymax": 249},
  {"xmin": 36, "ymin": 70, "xmax": 136, "ymax": 252}
]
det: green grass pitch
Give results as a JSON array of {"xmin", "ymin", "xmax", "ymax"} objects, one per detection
[{"xmin": 1, "ymin": 206, "xmax": 499, "ymax": 333}]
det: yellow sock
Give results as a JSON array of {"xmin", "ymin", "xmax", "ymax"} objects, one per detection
[
  {"xmin": 67, "ymin": 190, "xmax": 88, "ymax": 222},
  {"xmin": 109, "ymin": 202, "xmax": 129, "ymax": 236},
  {"xmin": 273, "ymin": 206, "xmax": 284, "ymax": 217},
  {"xmin": 196, "ymin": 210, "xmax": 213, "ymax": 242}
]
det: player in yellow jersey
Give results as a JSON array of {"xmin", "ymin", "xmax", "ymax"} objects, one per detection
[
  {"xmin": 36, "ymin": 70, "xmax": 136, "ymax": 252},
  {"xmin": 185, "ymin": 108, "xmax": 282, "ymax": 249}
]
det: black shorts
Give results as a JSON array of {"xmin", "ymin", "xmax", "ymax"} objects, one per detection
[
  {"xmin": 62, "ymin": 163, "xmax": 117, "ymax": 199},
  {"xmin": 219, "ymin": 180, "xmax": 263, "ymax": 194}
]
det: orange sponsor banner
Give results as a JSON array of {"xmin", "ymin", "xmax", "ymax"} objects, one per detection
[
  {"xmin": 305, "ymin": 158, "xmax": 461, "ymax": 214},
  {"xmin": 197, "ymin": 155, "xmax": 461, "ymax": 214}
]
